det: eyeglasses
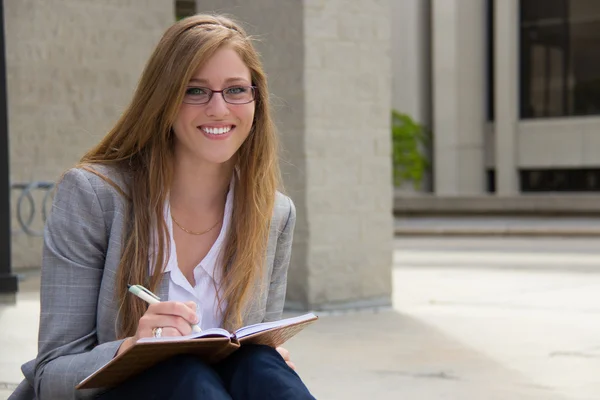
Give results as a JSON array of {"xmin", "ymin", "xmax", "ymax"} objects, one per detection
[{"xmin": 182, "ymin": 85, "xmax": 257, "ymax": 105}]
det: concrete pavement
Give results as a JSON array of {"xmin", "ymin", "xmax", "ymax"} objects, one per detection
[{"xmin": 1, "ymin": 237, "xmax": 600, "ymax": 399}]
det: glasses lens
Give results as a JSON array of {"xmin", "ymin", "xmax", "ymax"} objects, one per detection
[
  {"xmin": 184, "ymin": 87, "xmax": 211, "ymax": 104},
  {"xmin": 223, "ymin": 86, "xmax": 255, "ymax": 104}
]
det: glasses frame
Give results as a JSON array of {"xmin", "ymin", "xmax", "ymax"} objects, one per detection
[{"xmin": 182, "ymin": 85, "xmax": 257, "ymax": 105}]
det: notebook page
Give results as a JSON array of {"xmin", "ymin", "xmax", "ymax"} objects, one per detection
[
  {"xmin": 234, "ymin": 313, "xmax": 317, "ymax": 338},
  {"xmin": 138, "ymin": 327, "xmax": 231, "ymax": 343}
]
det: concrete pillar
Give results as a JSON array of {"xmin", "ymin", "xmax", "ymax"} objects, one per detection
[
  {"xmin": 197, "ymin": 0, "xmax": 393, "ymax": 310},
  {"xmin": 431, "ymin": 0, "xmax": 486, "ymax": 195},
  {"xmin": 391, "ymin": 0, "xmax": 431, "ymax": 127},
  {"xmin": 494, "ymin": 0, "xmax": 519, "ymax": 195},
  {"xmin": 391, "ymin": 0, "xmax": 432, "ymax": 192},
  {"xmin": 6, "ymin": 0, "xmax": 174, "ymax": 269}
]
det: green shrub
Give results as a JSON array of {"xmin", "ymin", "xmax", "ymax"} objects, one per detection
[{"xmin": 391, "ymin": 110, "xmax": 430, "ymax": 189}]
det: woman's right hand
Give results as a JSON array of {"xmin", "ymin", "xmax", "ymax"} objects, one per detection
[{"xmin": 117, "ymin": 301, "xmax": 199, "ymax": 356}]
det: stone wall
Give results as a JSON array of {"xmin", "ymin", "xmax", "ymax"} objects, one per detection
[
  {"xmin": 302, "ymin": 0, "xmax": 392, "ymax": 309},
  {"xmin": 6, "ymin": 0, "xmax": 174, "ymax": 269}
]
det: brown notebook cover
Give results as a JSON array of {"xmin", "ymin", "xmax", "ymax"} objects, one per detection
[{"xmin": 76, "ymin": 313, "xmax": 317, "ymax": 390}]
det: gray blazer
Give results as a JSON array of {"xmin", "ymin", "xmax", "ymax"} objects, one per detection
[{"xmin": 10, "ymin": 165, "xmax": 296, "ymax": 400}]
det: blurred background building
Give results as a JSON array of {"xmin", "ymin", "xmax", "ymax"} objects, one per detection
[
  {"xmin": 393, "ymin": 0, "xmax": 600, "ymax": 207},
  {"xmin": 3, "ymin": 0, "xmax": 600, "ymax": 304}
]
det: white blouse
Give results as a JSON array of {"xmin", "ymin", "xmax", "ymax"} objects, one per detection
[{"xmin": 151, "ymin": 179, "xmax": 234, "ymax": 330}]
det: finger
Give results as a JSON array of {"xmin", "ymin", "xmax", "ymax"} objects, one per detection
[
  {"xmin": 148, "ymin": 301, "xmax": 199, "ymax": 325},
  {"xmin": 156, "ymin": 327, "xmax": 182, "ymax": 337},
  {"xmin": 140, "ymin": 314, "xmax": 194, "ymax": 336},
  {"xmin": 143, "ymin": 323, "xmax": 191, "ymax": 339},
  {"xmin": 276, "ymin": 347, "xmax": 291, "ymax": 361},
  {"xmin": 184, "ymin": 301, "xmax": 198, "ymax": 313},
  {"xmin": 137, "ymin": 314, "xmax": 158, "ymax": 338}
]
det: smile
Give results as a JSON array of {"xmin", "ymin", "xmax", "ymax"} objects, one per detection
[{"xmin": 200, "ymin": 125, "xmax": 234, "ymax": 135}]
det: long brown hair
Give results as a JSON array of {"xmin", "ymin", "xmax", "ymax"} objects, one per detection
[{"xmin": 78, "ymin": 14, "xmax": 280, "ymax": 336}]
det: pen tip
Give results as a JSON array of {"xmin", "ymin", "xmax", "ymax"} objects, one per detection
[{"xmin": 127, "ymin": 284, "xmax": 132, "ymax": 288}]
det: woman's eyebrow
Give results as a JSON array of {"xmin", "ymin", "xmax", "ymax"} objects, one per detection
[{"xmin": 188, "ymin": 77, "xmax": 250, "ymax": 85}]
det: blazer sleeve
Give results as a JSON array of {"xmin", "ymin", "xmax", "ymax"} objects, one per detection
[
  {"xmin": 263, "ymin": 196, "xmax": 296, "ymax": 322},
  {"xmin": 34, "ymin": 169, "xmax": 125, "ymax": 399}
]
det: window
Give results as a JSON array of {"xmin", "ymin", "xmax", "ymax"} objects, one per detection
[
  {"xmin": 520, "ymin": 0, "xmax": 600, "ymax": 118},
  {"xmin": 520, "ymin": 168, "xmax": 600, "ymax": 191},
  {"xmin": 486, "ymin": 169, "xmax": 496, "ymax": 193}
]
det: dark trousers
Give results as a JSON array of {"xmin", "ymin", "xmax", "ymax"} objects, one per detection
[{"xmin": 96, "ymin": 344, "xmax": 316, "ymax": 400}]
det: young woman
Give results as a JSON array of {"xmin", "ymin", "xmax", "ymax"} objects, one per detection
[{"xmin": 11, "ymin": 14, "xmax": 314, "ymax": 400}]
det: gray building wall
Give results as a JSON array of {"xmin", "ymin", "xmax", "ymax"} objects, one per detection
[
  {"xmin": 391, "ymin": 0, "xmax": 431, "ymax": 193},
  {"xmin": 7, "ymin": 0, "xmax": 174, "ymax": 269},
  {"xmin": 302, "ymin": 0, "xmax": 392, "ymax": 309},
  {"xmin": 391, "ymin": 0, "xmax": 430, "ymax": 127}
]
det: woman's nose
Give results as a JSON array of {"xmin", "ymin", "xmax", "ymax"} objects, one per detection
[{"xmin": 205, "ymin": 93, "xmax": 230, "ymax": 117}]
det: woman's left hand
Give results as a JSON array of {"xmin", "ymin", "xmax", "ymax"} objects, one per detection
[{"xmin": 276, "ymin": 346, "xmax": 296, "ymax": 371}]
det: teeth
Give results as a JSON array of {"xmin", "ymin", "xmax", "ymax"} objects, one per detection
[{"xmin": 202, "ymin": 126, "xmax": 232, "ymax": 135}]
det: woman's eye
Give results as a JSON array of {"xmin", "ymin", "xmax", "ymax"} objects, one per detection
[
  {"xmin": 226, "ymin": 86, "xmax": 247, "ymax": 95},
  {"xmin": 186, "ymin": 87, "xmax": 207, "ymax": 95}
]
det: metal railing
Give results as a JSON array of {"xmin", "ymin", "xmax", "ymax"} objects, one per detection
[{"xmin": 10, "ymin": 181, "xmax": 55, "ymax": 236}]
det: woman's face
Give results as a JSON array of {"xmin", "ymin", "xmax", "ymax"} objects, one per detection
[{"xmin": 172, "ymin": 47, "xmax": 255, "ymax": 167}]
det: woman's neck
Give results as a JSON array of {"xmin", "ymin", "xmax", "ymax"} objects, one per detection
[{"xmin": 169, "ymin": 156, "xmax": 233, "ymax": 215}]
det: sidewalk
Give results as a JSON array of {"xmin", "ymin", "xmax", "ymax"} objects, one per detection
[{"xmin": 2, "ymin": 245, "xmax": 600, "ymax": 399}]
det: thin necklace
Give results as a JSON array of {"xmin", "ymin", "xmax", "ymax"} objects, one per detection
[{"xmin": 171, "ymin": 214, "xmax": 221, "ymax": 236}]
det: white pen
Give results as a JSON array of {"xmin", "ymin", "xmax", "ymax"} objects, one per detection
[{"xmin": 127, "ymin": 284, "xmax": 202, "ymax": 333}]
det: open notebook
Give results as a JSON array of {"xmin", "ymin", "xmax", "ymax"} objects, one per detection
[{"xmin": 76, "ymin": 313, "xmax": 318, "ymax": 390}]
